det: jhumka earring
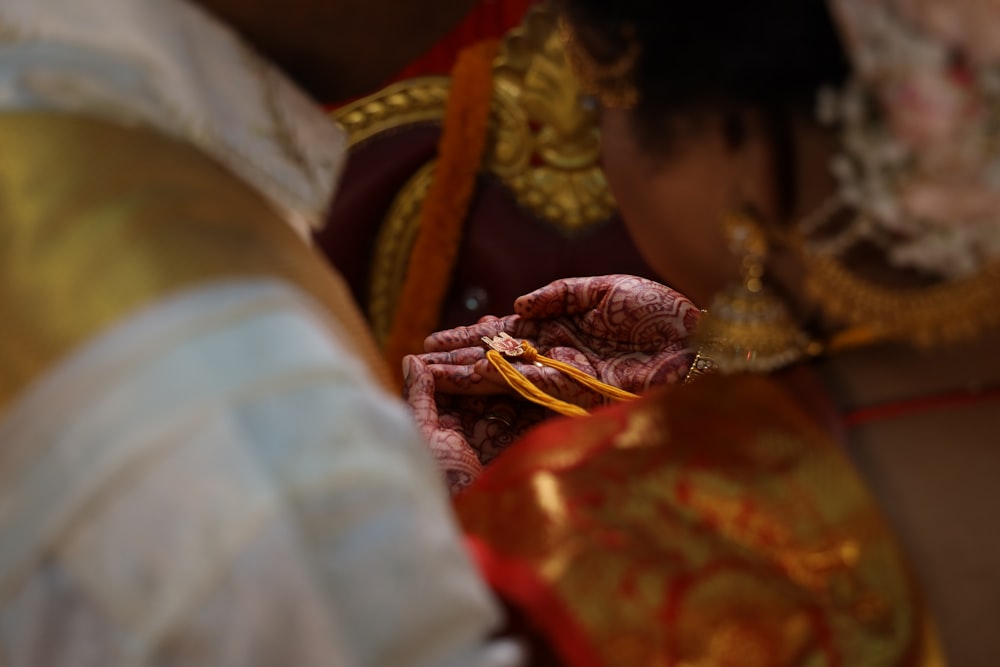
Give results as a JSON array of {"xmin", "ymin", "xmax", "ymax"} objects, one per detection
[{"xmin": 693, "ymin": 208, "xmax": 816, "ymax": 374}]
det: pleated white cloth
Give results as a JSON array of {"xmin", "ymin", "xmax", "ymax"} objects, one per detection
[{"xmin": 0, "ymin": 0, "xmax": 521, "ymax": 664}]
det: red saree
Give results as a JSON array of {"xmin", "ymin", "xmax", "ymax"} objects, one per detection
[{"xmin": 457, "ymin": 373, "xmax": 942, "ymax": 666}]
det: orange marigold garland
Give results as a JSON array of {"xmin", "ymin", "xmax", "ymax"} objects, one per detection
[{"xmin": 383, "ymin": 39, "xmax": 500, "ymax": 384}]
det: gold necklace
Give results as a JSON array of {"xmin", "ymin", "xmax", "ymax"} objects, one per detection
[{"xmin": 802, "ymin": 246, "xmax": 1000, "ymax": 348}]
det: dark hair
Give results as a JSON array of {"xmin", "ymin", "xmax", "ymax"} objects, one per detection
[{"xmin": 561, "ymin": 0, "xmax": 850, "ymax": 213}]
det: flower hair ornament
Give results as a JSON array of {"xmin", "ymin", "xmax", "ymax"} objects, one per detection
[{"xmin": 801, "ymin": 0, "xmax": 1000, "ymax": 347}]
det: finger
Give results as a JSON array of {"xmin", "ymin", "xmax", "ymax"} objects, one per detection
[
  {"xmin": 401, "ymin": 355, "xmax": 442, "ymax": 436},
  {"xmin": 402, "ymin": 354, "xmax": 433, "ymax": 406},
  {"xmin": 581, "ymin": 277, "xmax": 699, "ymax": 346},
  {"xmin": 482, "ymin": 354, "xmax": 602, "ymax": 409},
  {"xmin": 429, "ymin": 353, "xmax": 599, "ymax": 410},
  {"xmin": 599, "ymin": 347, "xmax": 696, "ymax": 391},
  {"xmin": 469, "ymin": 398, "xmax": 524, "ymax": 464},
  {"xmin": 640, "ymin": 347, "xmax": 698, "ymax": 388},
  {"xmin": 513, "ymin": 275, "xmax": 619, "ymax": 318},
  {"xmin": 495, "ymin": 314, "xmax": 536, "ymax": 338},
  {"xmin": 424, "ymin": 318, "xmax": 508, "ymax": 352},
  {"xmin": 524, "ymin": 278, "xmax": 700, "ymax": 353},
  {"xmin": 530, "ymin": 319, "xmax": 587, "ymax": 350},
  {"xmin": 543, "ymin": 345, "xmax": 595, "ymax": 372},
  {"xmin": 418, "ymin": 347, "xmax": 486, "ymax": 366},
  {"xmin": 429, "ymin": 362, "xmax": 513, "ymax": 395},
  {"xmin": 442, "ymin": 394, "xmax": 547, "ymax": 465},
  {"xmin": 427, "ymin": 428, "xmax": 484, "ymax": 495}
]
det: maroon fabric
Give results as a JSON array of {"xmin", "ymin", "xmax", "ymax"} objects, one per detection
[
  {"xmin": 317, "ymin": 124, "xmax": 659, "ymax": 334},
  {"xmin": 316, "ymin": 126, "xmax": 442, "ymax": 312},
  {"xmin": 438, "ymin": 176, "xmax": 658, "ymax": 329},
  {"xmin": 316, "ymin": 1, "xmax": 657, "ymax": 335}
]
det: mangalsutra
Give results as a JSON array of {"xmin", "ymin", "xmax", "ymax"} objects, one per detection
[
  {"xmin": 796, "ymin": 225, "xmax": 1000, "ymax": 348},
  {"xmin": 481, "ymin": 332, "xmax": 638, "ymax": 417}
]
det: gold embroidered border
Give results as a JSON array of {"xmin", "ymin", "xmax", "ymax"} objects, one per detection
[
  {"xmin": 0, "ymin": 113, "xmax": 392, "ymax": 414},
  {"xmin": 332, "ymin": 77, "xmax": 451, "ymax": 148}
]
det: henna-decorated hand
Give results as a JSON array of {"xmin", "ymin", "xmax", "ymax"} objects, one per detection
[
  {"xmin": 402, "ymin": 353, "xmax": 547, "ymax": 494},
  {"xmin": 405, "ymin": 275, "xmax": 699, "ymax": 491},
  {"xmin": 424, "ymin": 275, "xmax": 701, "ymax": 401}
]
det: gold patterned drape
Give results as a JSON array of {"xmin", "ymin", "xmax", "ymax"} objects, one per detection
[{"xmin": 458, "ymin": 373, "xmax": 942, "ymax": 667}]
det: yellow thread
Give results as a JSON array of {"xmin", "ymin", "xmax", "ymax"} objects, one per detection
[
  {"xmin": 524, "ymin": 343, "xmax": 641, "ymax": 402},
  {"xmin": 484, "ymin": 341, "xmax": 639, "ymax": 418}
]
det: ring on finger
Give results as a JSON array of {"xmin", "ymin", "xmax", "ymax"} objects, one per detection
[{"xmin": 484, "ymin": 413, "xmax": 513, "ymax": 428}]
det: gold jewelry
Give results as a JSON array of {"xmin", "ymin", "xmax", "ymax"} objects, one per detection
[
  {"xmin": 481, "ymin": 333, "xmax": 639, "ymax": 417},
  {"xmin": 682, "ymin": 350, "xmax": 718, "ymax": 384},
  {"xmin": 802, "ymin": 244, "xmax": 1000, "ymax": 348},
  {"xmin": 559, "ymin": 18, "xmax": 640, "ymax": 109},
  {"xmin": 789, "ymin": 190, "xmax": 1000, "ymax": 349},
  {"xmin": 694, "ymin": 209, "xmax": 817, "ymax": 374},
  {"xmin": 484, "ymin": 412, "xmax": 514, "ymax": 429}
]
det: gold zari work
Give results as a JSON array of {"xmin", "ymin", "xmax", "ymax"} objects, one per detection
[
  {"xmin": 334, "ymin": 78, "xmax": 451, "ymax": 148},
  {"xmin": 0, "ymin": 113, "xmax": 393, "ymax": 414},
  {"xmin": 488, "ymin": 6, "xmax": 616, "ymax": 233},
  {"xmin": 802, "ymin": 245, "xmax": 1000, "ymax": 348},
  {"xmin": 458, "ymin": 375, "xmax": 940, "ymax": 666},
  {"xmin": 332, "ymin": 3, "xmax": 619, "ymax": 346},
  {"xmin": 332, "ymin": 4, "xmax": 616, "ymax": 236}
]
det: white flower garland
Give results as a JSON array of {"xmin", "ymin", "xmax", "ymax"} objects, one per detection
[{"xmin": 819, "ymin": 0, "xmax": 1000, "ymax": 278}]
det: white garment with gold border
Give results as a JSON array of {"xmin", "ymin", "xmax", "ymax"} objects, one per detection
[{"xmin": 0, "ymin": 0, "xmax": 520, "ymax": 664}]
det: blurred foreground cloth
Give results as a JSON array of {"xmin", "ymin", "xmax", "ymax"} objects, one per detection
[{"xmin": 0, "ymin": 1, "xmax": 520, "ymax": 665}]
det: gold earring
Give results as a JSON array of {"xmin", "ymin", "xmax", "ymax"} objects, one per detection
[{"xmin": 693, "ymin": 208, "xmax": 816, "ymax": 374}]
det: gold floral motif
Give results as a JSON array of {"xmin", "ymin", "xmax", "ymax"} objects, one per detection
[
  {"xmin": 334, "ymin": 4, "xmax": 619, "ymax": 340},
  {"xmin": 488, "ymin": 5, "xmax": 616, "ymax": 234},
  {"xmin": 458, "ymin": 376, "xmax": 925, "ymax": 666},
  {"xmin": 332, "ymin": 4, "xmax": 617, "ymax": 237}
]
